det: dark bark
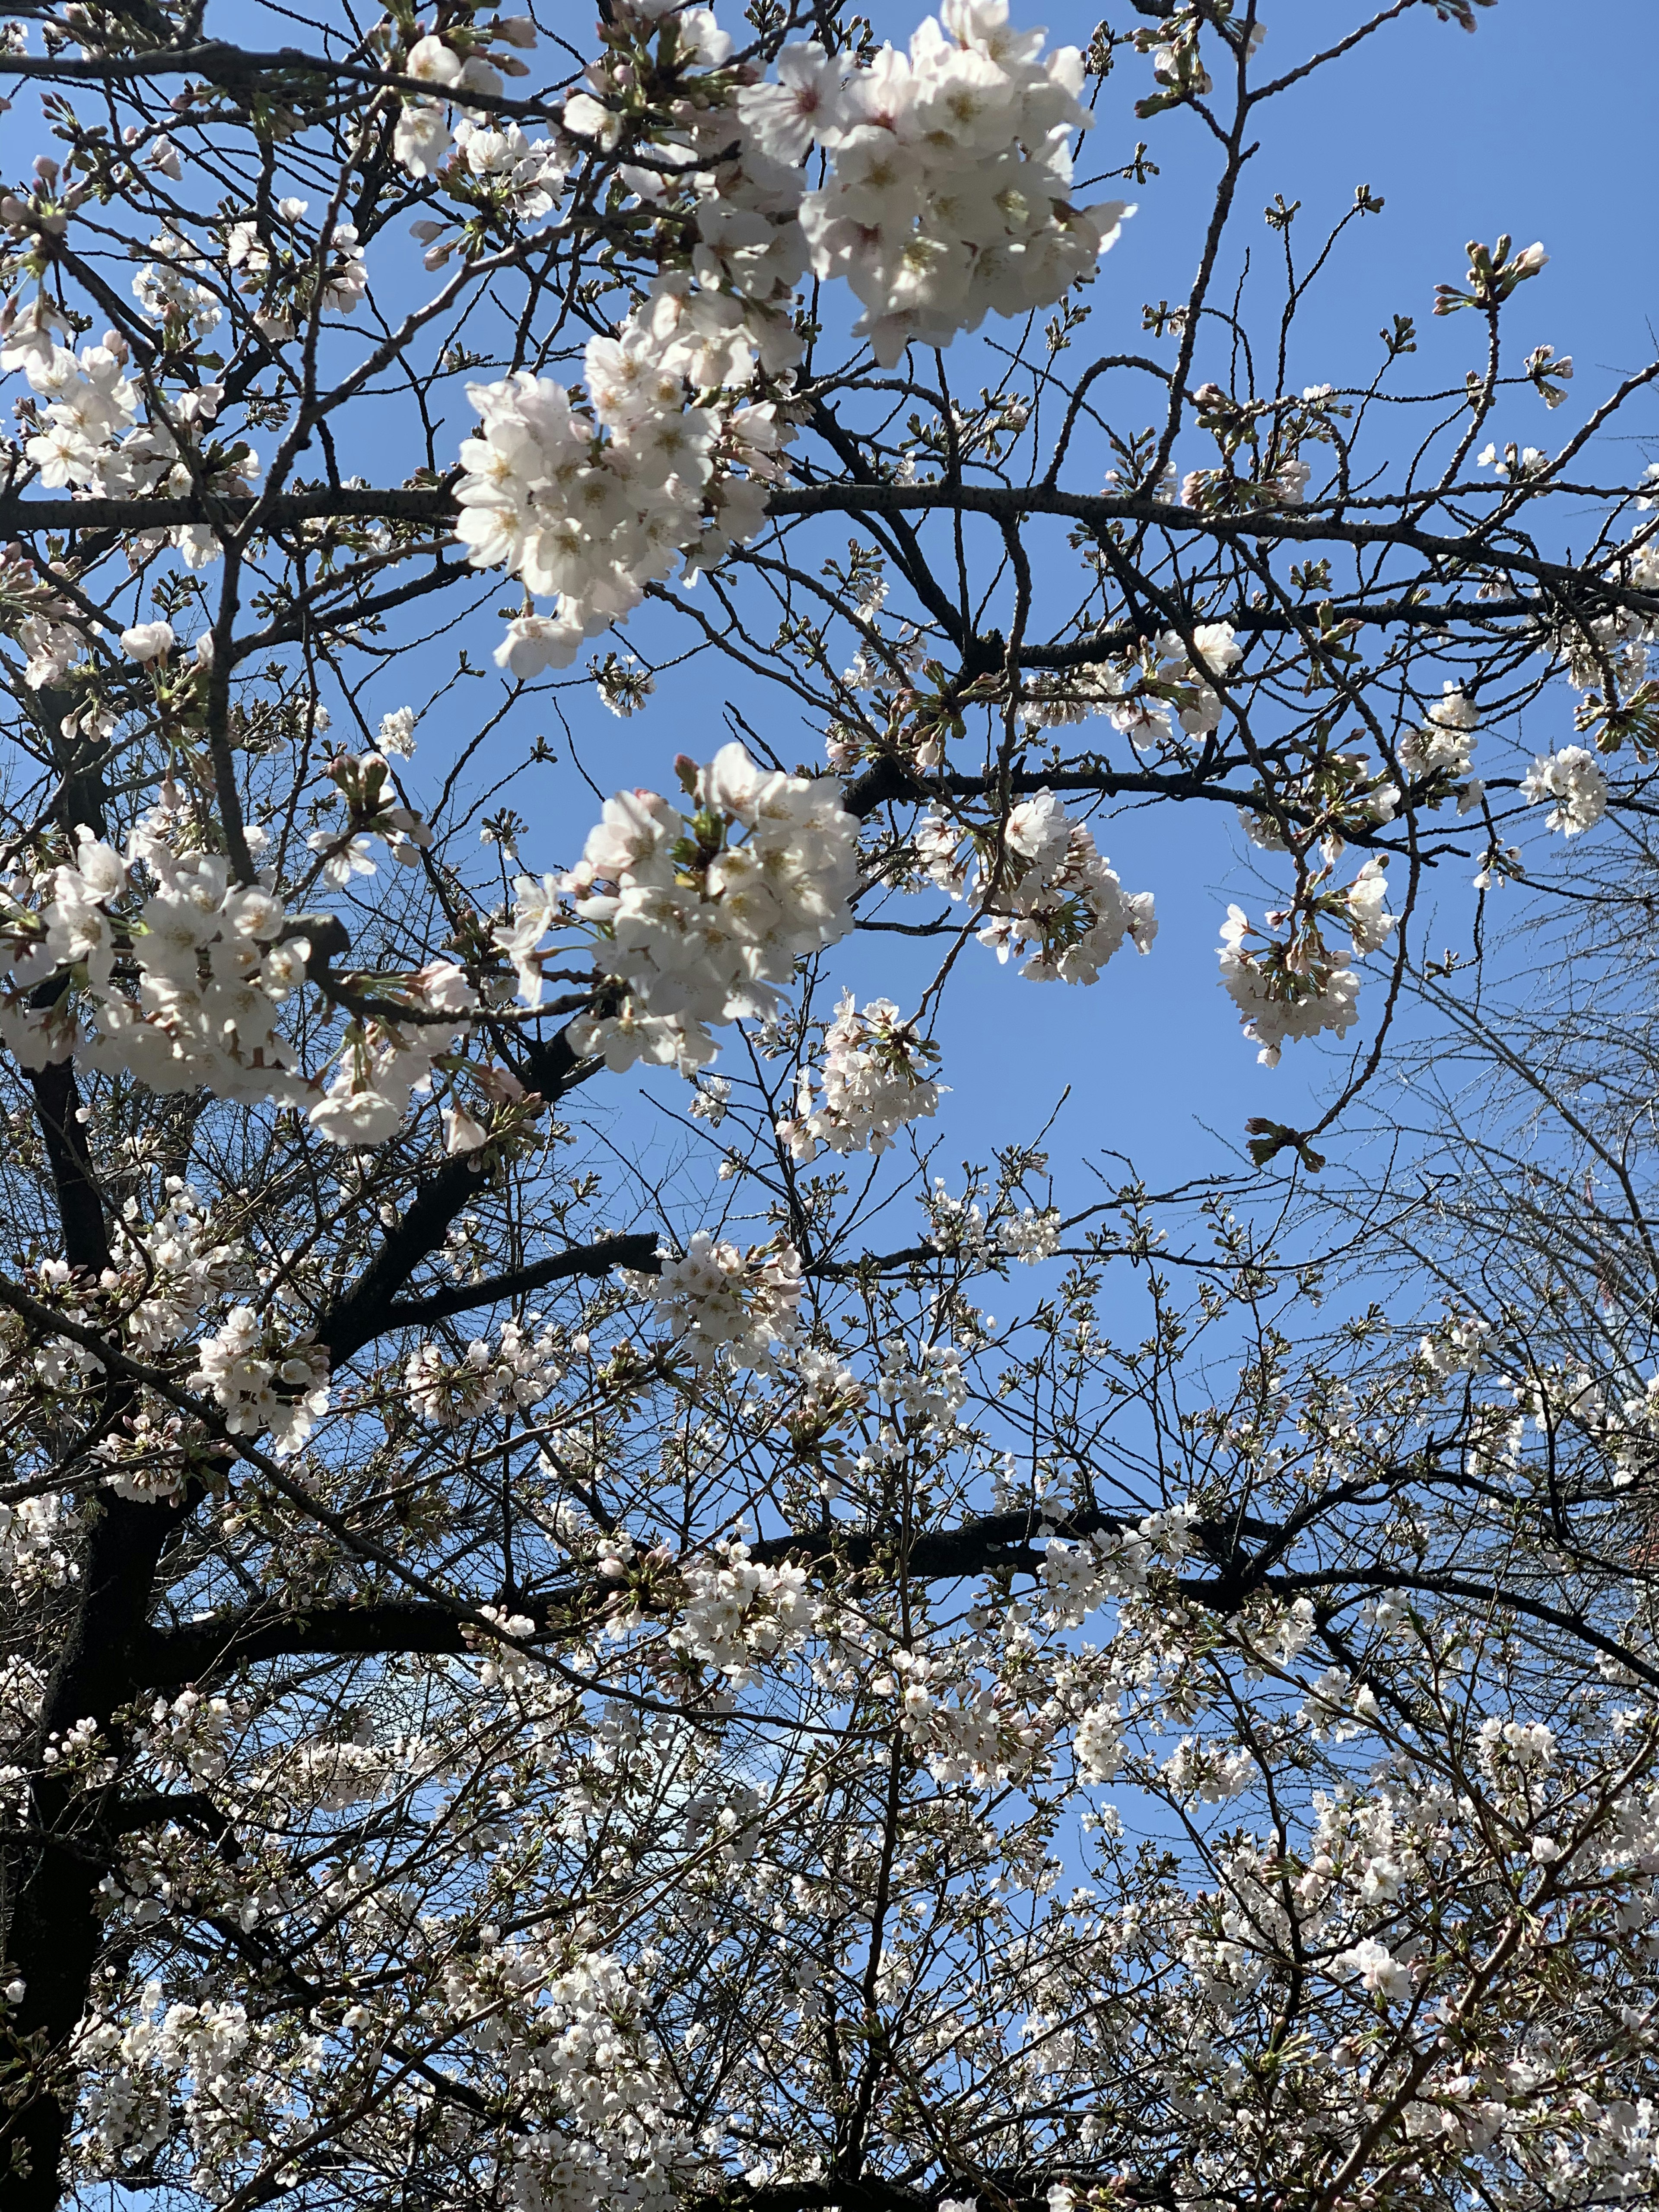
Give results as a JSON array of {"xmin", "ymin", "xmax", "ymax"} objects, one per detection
[
  {"xmin": 0, "ymin": 1492, "xmax": 188, "ymax": 2204},
  {"xmin": 0, "ymin": 1051, "xmax": 191, "ymax": 2204},
  {"xmin": 377, "ymin": 1230, "xmax": 660, "ymax": 1333}
]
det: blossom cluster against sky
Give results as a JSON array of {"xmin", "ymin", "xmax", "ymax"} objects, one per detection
[{"xmin": 168, "ymin": 0, "xmax": 1655, "ymax": 1210}]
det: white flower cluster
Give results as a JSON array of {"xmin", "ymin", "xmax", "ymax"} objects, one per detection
[
  {"xmin": 1021, "ymin": 622, "xmax": 1242, "ymax": 740},
  {"xmin": 142, "ymin": 1687, "xmax": 235, "ymax": 1789},
  {"xmin": 392, "ymin": 19, "xmax": 552, "ymax": 183},
  {"xmin": 76, "ymin": 1981, "xmax": 261, "ymax": 2169},
  {"xmin": 769, "ymin": 4, "xmax": 1129, "ymax": 367},
  {"xmin": 920, "ymin": 789, "xmax": 1157, "ymax": 983},
  {"xmin": 451, "ymin": 3, "xmax": 1129, "ymax": 668},
  {"xmin": 1522, "ymin": 744, "xmax": 1609, "ymax": 837},
  {"xmin": 0, "ymin": 542, "xmax": 84, "ymax": 689},
  {"xmin": 1330, "ymin": 1934, "xmax": 1415, "ymax": 2006},
  {"xmin": 645, "ymin": 1233, "xmax": 803, "ymax": 1374},
  {"xmin": 1074, "ymin": 1698, "xmax": 1125, "ymax": 1783},
  {"xmin": 1477, "ymin": 1714, "xmax": 1557, "ymax": 1781},
  {"xmin": 10, "ymin": 323, "xmax": 137, "ymax": 489},
  {"xmin": 1398, "ymin": 683, "xmax": 1480, "ymax": 787},
  {"xmin": 0, "ymin": 1490, "xmax": 76, "ymax": 1596},
  {"xmin": 919, "ymin": 1175, "xmax": 1057, "ymax": 1267},
  {"xmin": 1418, "ymin": 1312, "xmax": 1491, "ymax": 1384},
  {"xmin": 1038, "ymin": 1506, "xmax": 1196, "ymax": 1628},
  {"xmin": 2, "ymin": 297, "xmax": 254, "ymax": 569},
  {"xmin": 270, "ymin": 1735, "xmax": 395, "ymax": 1812},
  {"xmin": 998, "ymin": 1204, "xmax": 1062, "ymax": 1262},
  {"xmin": 1161, "ymin": 1733, "xmax": 1258, "ymax": 1805},
  {"xmin": 131, "ymin": 232, "xmax": 222, "ymax": 346},
  {"xmin": 223, "ymin": 195, "xmax": 367, "ymax": 341},
  {"xmin": 0, "ymin": 817, "xmax": 309, "ymax": 1098},
  {"xmin": 1219, "ymin": 908, "xmax": 1358, "ymax": 1068},
  {"xmin": 377, "ymin": 705, "xmax": 419, "ymax": 758},
  {"xmin": 776, "ymin": 992, "xmax": 940, "ymax": 1162},
  {"xmin": 1478, "ymin": 439, "xmax": 1548, "ymax": 482},
  {"xmin": 877, "ymin": 1332, "xmax": 968, "ymax": 1431},
  {"xmin": 547, "ymin": 742, "xmax": 860, "ymax": 1074},
  {"xmin": 1218, "ymin": 861, "xmax": 1395, "ymax": 1067},
  {"xmin": 456, "ymin": 346, "xmax": 785, "ymax": 679},
  {"xmin": 188, "ymin": 1307, "xmax": 331, "ymax": 1456},
  {"xmin": 308, "ymin": 957, "xmax": 477, "ymax": 1147},
  {"xmin": 0, "ymin": 796, "xmax": 476, "ymax": 1149},
  {"xmin": 449, "ymin": 6, "xmax": 809, "ymax": 673},
  {"xmin": 671, "ymin": 1541, "xmax": 820, "ymax": 1687},
  {"xmin": 877, "ymin": 1647, "xmax": 1054, "ymax": 1786},
  {"xmin": 404, "ymin": 1321, "xmax": 566, "ymax": 1427},
  {"xmin": 457, "ymin": 1943, "xmax": 679, "ymax": 2207}
]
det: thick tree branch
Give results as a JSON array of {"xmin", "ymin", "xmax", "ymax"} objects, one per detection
[
  {"xmin": 2, "ymin": 481, "xmax": 1646, "ymax": 618},
  {"xmin": 0, "ymin": 40, "xmax": 569, "ymax": 122},
  {"xmin": 378, "ymin": 1230, "xmax": 661, "ymax": 1333},
  {"xmin": 313, "ymin": 1020, "xmax": 601, "ymax": 1367}
]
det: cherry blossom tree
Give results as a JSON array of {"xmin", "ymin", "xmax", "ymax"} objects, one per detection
[{"xmin": 0, "ymin": 0, "xmax": 1657, "ymax": 2206}]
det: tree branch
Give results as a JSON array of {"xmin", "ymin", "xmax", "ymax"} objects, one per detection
[{"xmin": 378, "ymin": 1230, "xmax": 661, "ymax": 1333}]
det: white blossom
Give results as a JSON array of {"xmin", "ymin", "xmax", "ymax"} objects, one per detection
[{"xmin": 1522, "ymin": 744, "xmax": 1608, "ymax": 836}]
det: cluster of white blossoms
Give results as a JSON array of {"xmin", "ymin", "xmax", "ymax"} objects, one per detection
[
  {"xmin": 997, "ymin": 1204, "xmax": 1062, "ymax": 1261},
  {"xmin": 0, "ymin": 728, "xmax": 865, "ymax": 1161},
  {"xmin": 393, "ymin": 20, "xmax": 553, "ymax": 184},
  {"xmin": 451, "ymin": 6, "xmax": 805, "ymax": 674},
  {"xmin": 2, "ymin": 294, "xmax": 255, "ymax": 571},
  {"xmin": 1418, "ymin": 1311, "xmax": 1492, "ymax": 1384},
  {"xmin": 917, "ymin": 1173, "xmax": 1060, "ymax": 1270},
  {"xmin": 0, "ymin": 813, "xmax": 307, "ymax": 1095},
  {"xmin": 644, "ymin": 1232, "xmax": 804, "ymax": 1373},
  {"xmin": 0, "ymin": 1177, "xmax": 337, "ymax": 1480},
  {"xmin": 877, "ymin": 1330, "xmax": 968, "ymax": 1432},
  {"xmin": 1218, "ymin": 858, "xmax": 1395, "ymax": 1067},
  {"xmin": 1022, "ymin": 622, "xmax": 1243, "ymax": 741},
  {"xmin": 919, "ymin": 789, "xmax": 1157, "ymax": 983},
  {"xmin": 1522, "ymin": 744, "xmax": 1609, "ymax": 837},
  {"xmin": 777, "ymin": 992, "xmax": 941, "ymax": 1162},
  {"xmin": 1219, "ymin": 909, "xmax": 1357, "ymax": 1068},
  {"xmin": 1398, "ymin": 683, "xmax": 1480, "ymax": 794},
  {"xmin": 223, "ymin": 194, "xmax": 368, "ymax": 341},
  {"xmin": 671, "ymin": 1541, "xmax": 820, "ymax": 1687},
  {"xmin": 448, "ymin": 1, "xmax": 1126, "ymax": 667},
  {"xmin": 542, "ymin": 743, "xmax": 861, "ymax": 1074},
  {"xmin": 455, "ymin": 343, "xmax": 787, "ymax": 680},
  {"xmin": 188, "ymin": 1308, "xmax": 331, "ymax": 1455},
  {"xmin": 760, "ymin": 4, "xmax": 1128, "ymax": 367},
  {"xmin": 404, "ymin": 1320, "xmax": 566, "ymax": 1428},
  {"xmin": 9, "ymin": 320, "xmax": 138, "ymax": 488},
  {"xmin": 142, "ymin": 1688, "xmax": 235, "ymax": 1792},
  {"xmin": 0, "ymin": 781, "xmax": 477, "ymax": 1149},
  {"xmin": 0, "ymin": 541, "xmax": 83, "ymax": 689},
  {"xmin": 1037, "ymin": 1506, "xmax": 1195, "ymax": 1627},
  {"xmin": 0, "ymin": 1489, "xmax": 76, "ymax": 1597},
  {"xmin": 874, "ymin": 1644, "xmax": 1056, "ymax": 1786},
  {"xmin": 1073, "ymin": 1697, "xmax": 1125, "ymax": 1783}
]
